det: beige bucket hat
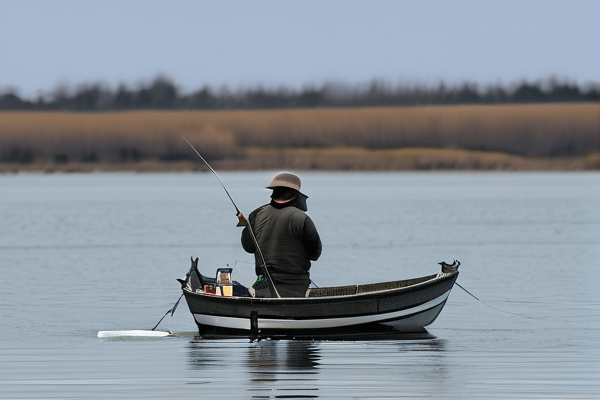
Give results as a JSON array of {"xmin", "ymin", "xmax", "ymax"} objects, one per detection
[
  {"xmin": 267, "ymin": 172, "xmax": 309, "ymax": 210},
  {"xmin": 267, "ymin": 172, "xmax": 303, "ymax": 193}
]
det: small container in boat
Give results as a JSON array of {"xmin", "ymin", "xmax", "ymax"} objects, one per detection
[
  {"xmin": 216, "ymin": 268, "xmax": 232, "ymax": 285},
  {"xmin": 215, "ymin": 286, "xmax": 222, "ymax": 296},
  {"xmin": 221, "ymin": 284, "xmax": 233, "ymax": 297},
  {"xmin": 215, "ymin": 267, "xmax": 233, "ymax": 297},
  {"xmin": 204, "ymin": 285, "xmax": 216, "ymax": 295}
]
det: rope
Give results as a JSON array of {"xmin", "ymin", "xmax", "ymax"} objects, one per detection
[{"xmin": 454, "ymin": 282, "xmax": 543, "ymax": 320}]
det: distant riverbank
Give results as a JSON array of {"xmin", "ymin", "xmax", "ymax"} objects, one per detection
[
  {"xmin": 1, "ymin": 147, "xmax": 598, "ymax": 173},
  {"xmin": 1, "ymin": 103, "xmax": 598, "ymax": 172}
]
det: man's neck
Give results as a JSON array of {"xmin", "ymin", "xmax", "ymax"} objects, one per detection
[{"xmin": 274, "ymin": 197, "xmax": 295, "ymax": 204}]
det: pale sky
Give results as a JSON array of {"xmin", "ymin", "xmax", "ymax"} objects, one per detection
[{"xmin": 1, "ymin": 0, "xmax": 598, "ymax": 99}]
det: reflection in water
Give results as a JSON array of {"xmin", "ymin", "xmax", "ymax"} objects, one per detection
[
  {"xmin": 246, "ymin": 340, "xmax": 320, "ymax": 371},
  {"xmin": 395, "ymin": 337, "xmax": 450, "ymax": 385},
  {"xmin": 245, "ymin": 341, "xmax": 320, "ymax": 399},
  {"xmin": 187, "ymin": 341, "xmax": 221, "ymax": 371},
  {"xmin": 185, "ymin": 333, "xmax": 450, "ymax": 399},
  {"xmin": 186, "ymin": 339, "xmax": 321, "ymax": 398}
]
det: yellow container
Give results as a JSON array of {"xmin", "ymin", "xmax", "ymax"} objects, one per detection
[{"xmin": 221, "ymin": 285, "xmax": 233, "ymax": 297}]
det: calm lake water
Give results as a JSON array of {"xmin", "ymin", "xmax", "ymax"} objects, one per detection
[{"xmin": 1, "ymin": 171, "xmax": 599, "ymax": 399}]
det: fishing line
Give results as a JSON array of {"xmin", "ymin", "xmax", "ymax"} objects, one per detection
[
  {"xmin": 454, "ymin": 282, "xmax": 544, "ymax": 320},
  {"xmin": 182, "ymin": 137, "xmax": 280, "ymax": 298}
]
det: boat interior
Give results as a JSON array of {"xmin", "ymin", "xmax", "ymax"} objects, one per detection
[{"xmin": 306, "ymin": 274, "xmax": 438, "ymax": 297}]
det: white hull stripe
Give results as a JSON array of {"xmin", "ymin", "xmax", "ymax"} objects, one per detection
[
  {"xmin": 258, "ymin": 291, "xmax": 450, "ymax": 330},
  {"xmin": 194, "ymin": 290, "xmax": 450, "ymax": 331},
  {"xmin": 194, "ymin": 314, "xmax": 252, "ymax": 331}
]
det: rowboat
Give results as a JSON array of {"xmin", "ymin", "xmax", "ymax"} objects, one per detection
[{"xmin": 180, "ymin": 259, "xmax": 459, "ymax": 339}]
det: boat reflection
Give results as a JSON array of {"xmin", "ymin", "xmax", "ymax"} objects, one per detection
[
  {"xmin": 246, "ymin": 340, "xmax": 320, "ymax": 371},
  {"xmin": 245, "ymin": 340, "xmax": 320, "ymax": 398},
  {"xmin": 186, "ymin": 338, "xmax": 320, "ymax": 398},
  {"xmin": 185, "ymin": 331, "xmax": 447, "ymax": 398}
]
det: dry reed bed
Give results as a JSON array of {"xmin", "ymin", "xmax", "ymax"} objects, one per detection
[
  {"xmin": 1, "ymin": 148, "xmax": 596, "ymax": 173},
  {"xmin": 0, "ymin": 103, "xmax": 598, "ymax": 169},
  {"xmin": 220, "ymin": 147, "xmax": 594, "ymax": 171}
]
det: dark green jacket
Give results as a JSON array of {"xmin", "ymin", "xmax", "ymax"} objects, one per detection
[{"xmin": 241, "ymin": 200, "xmax": 322, "ymax": 297}]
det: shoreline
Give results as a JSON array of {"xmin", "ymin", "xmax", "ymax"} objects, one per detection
[
  {"xmin": 2, "ymin": 105, "xmax": 598, "ymax": 172},
  {"xmin": 1, "ymin": 148, "xmax": 598, "ymax": 173}
]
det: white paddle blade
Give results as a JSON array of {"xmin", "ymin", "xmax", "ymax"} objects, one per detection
[{"xmin": 97, "ymin": 330, "xmax": 170, "ymax": 338}]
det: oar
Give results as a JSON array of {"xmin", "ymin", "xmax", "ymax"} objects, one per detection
[
  {"xmin": 97, "ymin": 330, "xmax": 170, "ymax": 338},
  {"xmin": 97, "ymin": 294, "xmax": 184, "ymax": 338}
]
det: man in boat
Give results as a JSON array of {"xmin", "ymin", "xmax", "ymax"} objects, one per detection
[{"xmin": 237, "ymin": 172, "xmax": 322, "ymax": 298}]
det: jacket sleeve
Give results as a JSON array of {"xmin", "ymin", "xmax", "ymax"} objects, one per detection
[
  {"xmin": 302, "ymin": 216, "xmax": 322, "ymax": 261},
  {"xmin": 241, "ymin": 225, "xmax": 262, "ymax": 276},
  {"xmin": 241, "ymin": 226, "xmax": 256, "ymax": 253}
]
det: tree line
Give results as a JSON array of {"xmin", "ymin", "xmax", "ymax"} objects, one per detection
[{"xmin": 1, "ymin": 76, "xmax": 598, "ymax": 111}]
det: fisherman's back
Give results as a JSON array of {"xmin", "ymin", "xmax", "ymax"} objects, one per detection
[{"xmin": 240, "ymin": 173, "xmax": 321, "ymax": 297}]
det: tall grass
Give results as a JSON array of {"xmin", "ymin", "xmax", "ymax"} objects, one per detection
[{"xmin": 0, "ymin": 103, "xmax": 598, "ymax": 166}]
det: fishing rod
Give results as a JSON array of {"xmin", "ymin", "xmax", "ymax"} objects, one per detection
[
  {"xmin": 181, "ymin": 137, "xmax": 241, "ymax": 215},
  {"xmin": 181, "ymin": 137, "xmax": 280, "ymax": 298}
]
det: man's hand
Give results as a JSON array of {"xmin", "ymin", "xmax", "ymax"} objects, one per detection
[{"xmin": 237, "ymin": 212, "xmax": 248, "ymax": 227}]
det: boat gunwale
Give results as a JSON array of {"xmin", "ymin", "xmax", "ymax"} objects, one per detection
[{"xmin": 183, "ymin": 271, "xmax": 457, "ymax": 303}]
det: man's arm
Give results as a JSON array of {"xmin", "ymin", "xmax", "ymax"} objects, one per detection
[
  {"xmin": 302, "ymin": 216, "xmax": 322, "ymax": 261},
  {"xmin": 241, "ymin": 226, "xmax": 256, "ymax": 253}
]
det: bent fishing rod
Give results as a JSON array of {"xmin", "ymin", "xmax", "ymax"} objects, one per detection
[{"xmin": 181, "ymin": 137, "xmax": 280, "ymax": 298}]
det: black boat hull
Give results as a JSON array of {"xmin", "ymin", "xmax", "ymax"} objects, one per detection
[{"xmin": 182, "ymin": 270, "xmax": 458, "ymax": 338}]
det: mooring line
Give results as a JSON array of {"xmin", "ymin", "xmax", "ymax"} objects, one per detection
[{"xmin": 454, "ymin": 282, "xmax": 544, "ymax": 320}]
